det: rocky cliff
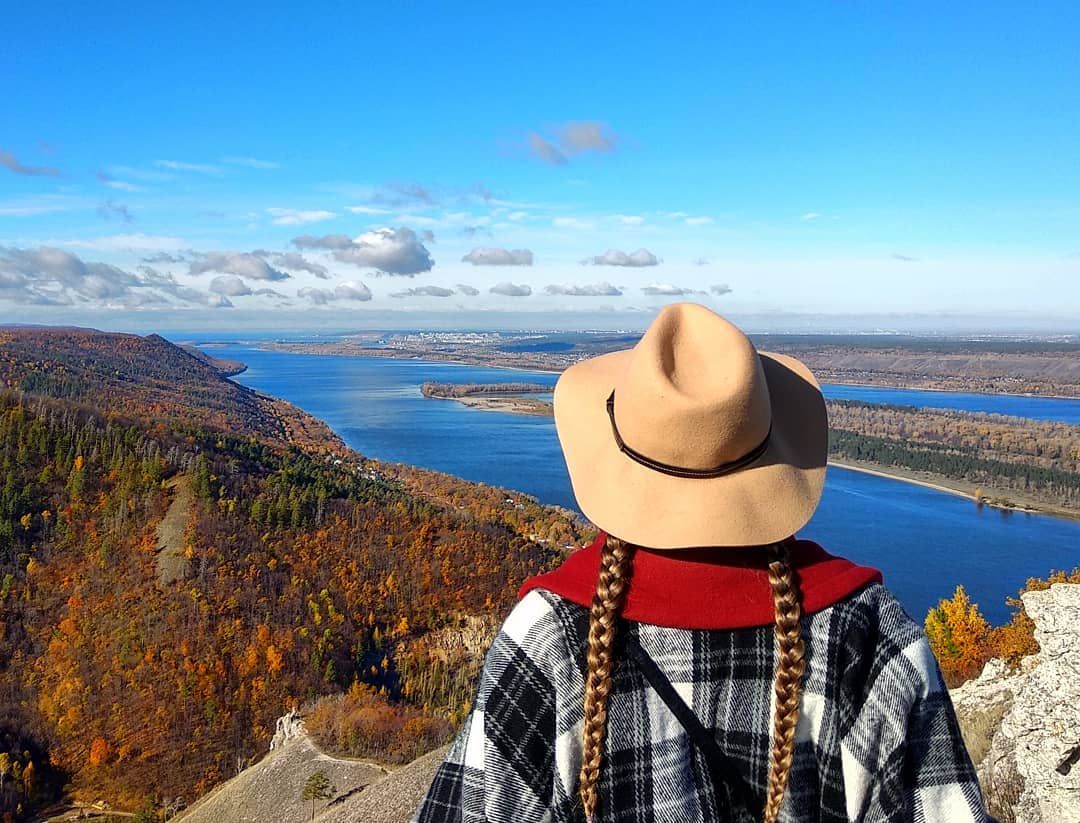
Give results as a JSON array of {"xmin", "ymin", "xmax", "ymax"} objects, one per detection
[{"xmin": 952, "ymin": 583, "xmax": 1080, "ymax": 822}]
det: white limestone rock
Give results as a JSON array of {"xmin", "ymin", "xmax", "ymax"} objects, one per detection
[
  {"xmin": 953, "ymin": 583, "xmax": 1080, "ymax": 823},
  {"xmin": 270, "ymin": 707, "xmax": 306, "ymax": 750},
  {"xmin": 1002, "ymin": 585, "xmax": 1080, "ymax": 822}
]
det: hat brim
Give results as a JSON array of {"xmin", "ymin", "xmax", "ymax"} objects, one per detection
[{"xmin": 553, "ymin": 349, "xmax": 827, "ymax": 549}]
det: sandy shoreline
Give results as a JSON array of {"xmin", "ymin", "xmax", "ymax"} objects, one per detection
[
  {"xmin": 452, "ymin": 395, "xmax": 553, "ymax": 416},
  {"xmin": 828, "ymin": 460, "xmax": 1080, "ymax": 522},
  {"xmin": 828, "ymin": 460, "xmax": 974, "ymax": 500}
]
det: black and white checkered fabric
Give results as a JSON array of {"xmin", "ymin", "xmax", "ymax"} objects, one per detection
[{"xmin": 414, "ymin": 583, "xmax": 990, "ymax": 822}]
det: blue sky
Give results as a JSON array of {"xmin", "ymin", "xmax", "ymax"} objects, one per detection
[{"xmin": 2, "ymin": 2, "xmax": 1078, "ymax": 331}]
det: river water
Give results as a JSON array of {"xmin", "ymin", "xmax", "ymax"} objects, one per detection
[{"xmin": 208, "ymin": 345, "xmax": 1080, "ymax": 625}]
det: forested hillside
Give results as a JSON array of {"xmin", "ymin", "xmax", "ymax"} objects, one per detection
[{"xmin": 0, "ymin": 329, "xmax": 585, "ymax": 820}]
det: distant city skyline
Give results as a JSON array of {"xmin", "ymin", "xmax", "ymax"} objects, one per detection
[{"xmin": 2, "ymin": 2, "xmax": 1078, "ymax": 331}]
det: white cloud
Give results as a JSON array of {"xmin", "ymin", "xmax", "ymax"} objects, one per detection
[
  {"xmin": 142, "ymin": 252, "xmax": 186, "ymax": 264},
  {"xmin": 390, "ymin": 286, "xmax": 456, "ymax": 298},
  {"xmin": 348, "ymin": 205, "xmax": 392, "ymax": 215},
  {"xmin": 710, "ymin": 283, "xmax": 733, "ymax": 296},
  {"xmin": 544, "ymin": 282, "xmax": 622, "ymax": 297},
  {"xmin": 318, "ymin": 227, "xmax": 435, "ymax": 276},
  {"xmin": 96, "ymin": 171, "xmax": 145, "ymax": 193},
  {"xmin": 588, "ymin": 248, "xmax": 659, "ymax": 267},
  {"xmin": 800, "ymin": 212, "xmax": 821, "ymax": 221},
  {"xmin": 266, "ymin": 208, "xmax": 336, "ymax": 226},
  {"xmin": 335, "ymin": 281, "xmax": 373, "ymax": 301},
  {"xmin": 109, "ymin": 165, "xmax": 174, "ymax": 183},
  {"xmin": 298, "ymin": 287, "xmax": 336, "ymax": 305},
  {"xmin": 155, "ymin": 159, "xmax": 221, "ymax": 174},
  {"xmin": 553, "ymin": 217, "xmax": 593, "ymax": 230},
  {"xmin": 489, "ymin": 282, "xmax": 532, "ymax": 297},
  {"xmin": 0, "ymin": 194, "xmax": 86, "ymax": 218},
  {"xmin": 642, "ymin": 283, "xmax": 701, "ymax": 296},
  {"xmin": 61, "ymin": 234, "xmax": 188, "ymax": 251},
  {"xmin": 298, "ymin": 282, "xmax": 373, "ymax": 304},
  {"xmin": 106, "ymin": 180, "xmax": 142, "ymax": 192},
  {"xmin": 613, "ymin": 214, "xmax": 645, "ymax": 226},
  {"xmin": 397, "ymin": 214, "xmax": 441, "ymax": 227},
  {"xmin": 685, "ymin": 216, "xmax": 713, "ymax": 226},
  {"xmin": 507, "ymin": 211, "xmax": 529, "ymax": 221},
  {"xmin": 209, "ymin": 275, "xmax": 252, "ymax": 296},
  {"xmin": 255, "ymin": 251, "xmax": 329, "ymax": 278},
  {"xmin": 222, "ymin": 156, "xmax": 280, "ymax": 169},
  {"xmin": 461, "ymin": 248, "xmax": 534, "ymax": 266},
  {"xmin": 190, "ymin": 252, "xmax": 289, "ymax": 281},
  {"xmin": 292, "ymin": 234, "xmax": 353, "ymax": 250},
  {"xmin": 456, "ymin": 283, "xmax": 480, "ymax": 296},
  {"xmin": 0, "ymin": 246, "xmax": 212, "ymax": 307}
]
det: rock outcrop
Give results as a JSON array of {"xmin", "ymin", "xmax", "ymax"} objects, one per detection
[
  {"xmin": 952, "ymin": 583, "xmax": 1080, "ymax": 822},
  {"xmin": 271, "ymin": 707, "xmax": 306, "ymax": 750}
]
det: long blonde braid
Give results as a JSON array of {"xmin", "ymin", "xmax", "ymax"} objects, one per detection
[
  {"xmin": 763, "ymin": 542, "xmax": 807, "ymax": 823},
  {"xmin": 579, "ymin": 535, "xmax": 636, "ymax": 822}
]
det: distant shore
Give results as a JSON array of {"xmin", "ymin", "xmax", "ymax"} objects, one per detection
[
  {"xmin": 420, "ymin": 382, "xmax": 554, "ymax": 416},
  {"xmin": 250, "ymin": 339, "xmax": 1080, "ymax": 399},
  {"xmin": 828, "ymin": 459, "xmax": 1080, "ymax": 522}
]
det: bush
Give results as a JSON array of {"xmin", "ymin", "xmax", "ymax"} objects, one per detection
[{"xmin": 305, "ymin": 681, "xmax": 454, "ymax": 765}]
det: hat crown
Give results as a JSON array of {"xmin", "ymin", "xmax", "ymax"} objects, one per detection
[{"xmin": 614, "ymin": 304, "xmax": 772, "ymax": 471}]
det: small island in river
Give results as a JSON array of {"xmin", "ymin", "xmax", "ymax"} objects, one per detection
[{"xmin": 421, "ymin": 381, "xmax": 554, "ymax": 416}]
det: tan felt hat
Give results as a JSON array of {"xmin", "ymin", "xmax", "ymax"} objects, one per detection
[{"xmin": 553, "ymin": 303, "xmax": 827, "ymax": 549}]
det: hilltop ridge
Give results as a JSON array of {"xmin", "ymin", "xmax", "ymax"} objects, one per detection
[{"xmin": 0, "ymin": 326, "xmax": 344, "ymax": 453}]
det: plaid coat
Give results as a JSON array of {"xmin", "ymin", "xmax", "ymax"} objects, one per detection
[{"xmin": 414, "ymin": 583, "xmax": 989, "ymax": 823}]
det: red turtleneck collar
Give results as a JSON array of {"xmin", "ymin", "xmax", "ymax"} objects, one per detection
[{"xmin": 519, "ymin": 532, "xmax": 882, "ymax": 630}]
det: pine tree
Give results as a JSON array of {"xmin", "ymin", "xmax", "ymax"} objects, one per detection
[{"xmin": 301, "ymin": 770, "xmax": 335, "ymax": 820}]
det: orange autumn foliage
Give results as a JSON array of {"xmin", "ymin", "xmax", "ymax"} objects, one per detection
[
  {"xmin": 305, "ymin": 681, "xmax": 453, "ymax": 765},
  {"xmin": 987, "ymin": 568, "xmax": 1080, "ymax": 667},
  {"xmin": 88, "ymin": 738, "xmax": 110, "ymax": 767},
  {"xmin": 925, "ymin": 585, "xmax": 991, "ymax": 687}
]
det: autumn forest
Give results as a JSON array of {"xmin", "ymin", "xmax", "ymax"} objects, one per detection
[{"xmin": 0, "ymin": 328, "xmax": 588, "ymax": 820}]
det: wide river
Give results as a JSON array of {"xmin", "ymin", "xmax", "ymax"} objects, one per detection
[{"xmin": 207, "ymin": 344, "xmax": 1080, "ymax": 626}]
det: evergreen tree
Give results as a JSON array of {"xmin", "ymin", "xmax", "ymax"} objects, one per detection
[{"xmin": 301, "ymin": 770, "xmax": 335, "ymax": 820}]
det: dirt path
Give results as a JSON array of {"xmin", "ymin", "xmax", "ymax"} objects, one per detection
[{"xmin": 156, "ymin": 474, "xmax": 193, "ymax": 585}]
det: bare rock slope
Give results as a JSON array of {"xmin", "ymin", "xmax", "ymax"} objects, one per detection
[
  {"xmin": 315, "ymin": 745, "xmax": 448, "ymax": 823},
  {"xmin": 952, "ymin": 583, "xmax": 1080, "ymax": 822},
  {"xmin": 174, "ymin": 710, "xmax": 445, "ymax": 823},
  {"xmin": 174, "ymin": 714, "xmax": 386, "ymax": 823}
]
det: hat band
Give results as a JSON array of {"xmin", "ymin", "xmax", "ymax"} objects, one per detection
[{"xmin": 606, "ymin": 390, "xmax": 772, "ymax": 479}]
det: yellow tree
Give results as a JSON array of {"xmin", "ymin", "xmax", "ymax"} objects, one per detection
[{"xmin": 925, "ymin": 585, "xmax": 991, "ymax": 687}]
